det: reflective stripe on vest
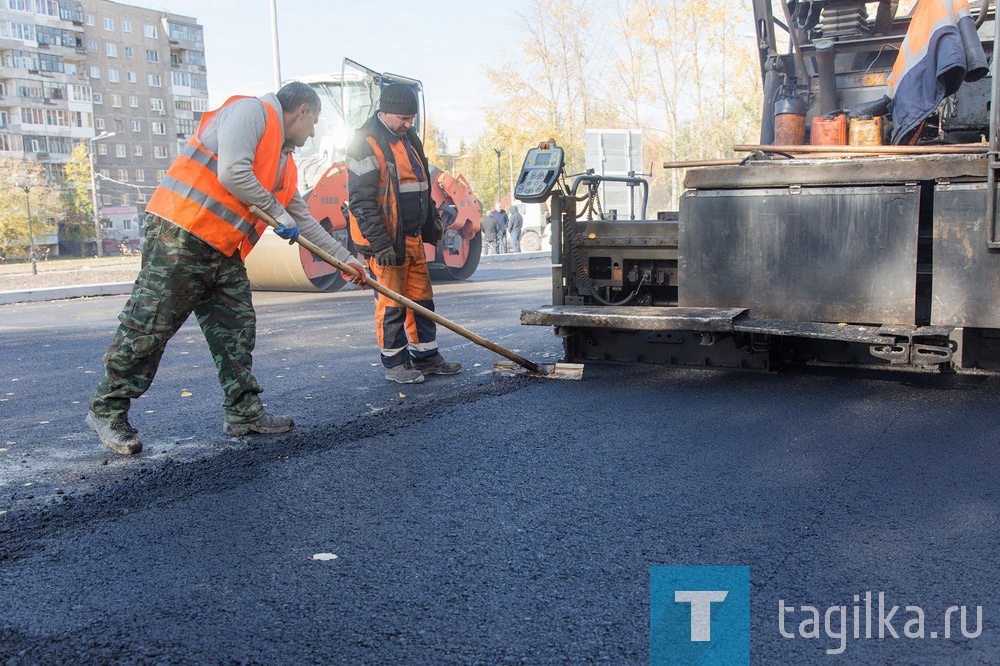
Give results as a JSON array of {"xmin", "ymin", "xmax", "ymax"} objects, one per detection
[
  {"xmin": 145, "ymin": 95, "xmax": 297, "ymax": 259},
  {"xmin": 889, "ymin": 0, "xmax": 974, "ymax": 92}
]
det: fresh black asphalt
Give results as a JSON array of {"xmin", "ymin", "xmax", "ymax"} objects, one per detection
[{"xmin": 1, "ymin": 259, "xmax": 999, "ymax": 664}]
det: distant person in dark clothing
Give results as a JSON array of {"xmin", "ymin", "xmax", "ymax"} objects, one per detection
[
  {"xmin": 508, "ymin": 205, "xmax": 523, "ymax": 252},
  {"xmin": 481, "ymin": 209, "xmax": 499, "ymax": 255},
  {"xmin": 493, "ymin": 202, "xmax": 509, "ymax": 254}
]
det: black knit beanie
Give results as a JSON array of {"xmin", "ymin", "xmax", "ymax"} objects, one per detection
[{"xmin": 379, "ymin": 83, "xmax": 418, "ymax": 115}]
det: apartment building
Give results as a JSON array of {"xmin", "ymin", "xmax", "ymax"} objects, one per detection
[
  {"xmin": 0, "ymin": 0, "xmax": 207, "ymax": 252},
  {"xmin": 80, "ymin": 0, "xmax": 207, "ymax": 247},
  {"xmin": 0, "ymin": 1, "xmax": 95, "ymax": 167}
]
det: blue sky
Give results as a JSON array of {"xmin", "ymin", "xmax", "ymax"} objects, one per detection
[{"xmin": 129, "ymin": 0, "xmax": 523, "ymax": 146}]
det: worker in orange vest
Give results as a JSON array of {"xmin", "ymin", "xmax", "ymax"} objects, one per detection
[
  {"xmin": 86, "ymin": 82, "xmax": 366, "ymax": 455},
  {"xmin": 346, "ymin": 83, "xmax": 462, "ymax": 384}
]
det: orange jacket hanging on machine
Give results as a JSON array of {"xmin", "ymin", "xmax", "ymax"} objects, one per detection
[{"xmin": 145, "ymin": 95, "xmax": 298, "ymax": 260}]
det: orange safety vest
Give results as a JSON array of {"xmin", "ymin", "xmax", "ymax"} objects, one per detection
[
  {"xmin": 349, "ymin": 135, "xmax": 400, "ymax": 251},
  {"xmin": 348, "ymin": 133, "xmax": 428, "ymax": 251},
  {"xmin": 145, "ymin": 95, "xmax": 298, "ymax": 260}
]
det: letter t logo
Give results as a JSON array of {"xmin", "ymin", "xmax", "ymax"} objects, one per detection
[{"xmin": 675, "ymin": 591, "xmax": 729, "ymax": 641}]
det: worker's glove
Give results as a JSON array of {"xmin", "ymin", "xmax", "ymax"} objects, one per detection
[
  {"xmin": 374, "ymin": 245, "xmax": 397, "ymax": 266},
  {"xmin": 340, "ymin": 258, "xmax": 368, "ymax": 289},
  {"xmin": 274, "ymin": 211, "xmax": 299, "ymax": 244}
]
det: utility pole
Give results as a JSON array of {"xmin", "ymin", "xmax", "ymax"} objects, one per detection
[
  {"xmin": 87, "ymin": 131, "xmax": 115, "ymax": 257},
  {"xmin": 269, "ymin": 0, "xmax": 282, "ymax": 89}
]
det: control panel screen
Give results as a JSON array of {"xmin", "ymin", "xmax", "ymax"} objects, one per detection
[{"xmin": 515, "ymin": 143, "xmax": 564, "ymax": 203}]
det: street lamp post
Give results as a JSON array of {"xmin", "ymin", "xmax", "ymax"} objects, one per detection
[
  {"xmin": 16, "ymin": 184, "xmax": 36, "ymax": 275},
  {"xmin": 494, "ymin": 146, "xmax": 503, "ymax": 206},
  {"xmin": 88, "ymin": 131, "xmax": 116, "ymax": 257},
  {"xmin": 269, "ymin": 0, "xmax": 281, "ymax": 89}
]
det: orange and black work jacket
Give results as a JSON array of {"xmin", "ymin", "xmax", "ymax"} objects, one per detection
[
  {"xmin": 145, "ymin": 95, "xmax": 298, "ymax": 260},
  {"xmin": 887, "ymin": 0, "xmax": 988, "ymax": 144},
  {"xmin": 345, "ymin": 114, "xmax": 442, "ymax": 265}
]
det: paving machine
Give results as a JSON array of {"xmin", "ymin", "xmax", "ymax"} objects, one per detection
[
  {"xmin": 521, "ymin": 1, "xmax": 1000, "ymax": 374},
  {"xmin": 246, "ymin": 59, "xmax": 484, "ymax": 292}
]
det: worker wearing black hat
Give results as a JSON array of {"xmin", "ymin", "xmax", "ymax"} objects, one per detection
[{"xmin": 345, "ymin": 83, "xmax": 462, "ymax": 384}]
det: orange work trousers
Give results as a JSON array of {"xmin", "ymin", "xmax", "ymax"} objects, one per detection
[{"xmin": 366, "ymin": 235, "xmax": 438, "ymax": 368}]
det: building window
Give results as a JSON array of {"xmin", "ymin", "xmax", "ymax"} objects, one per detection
[
  {"xmin": 154, "ymin": 145, "xmax": 168, "ymax": 158},
  {"xmin": 95, "ymin": 118, "xmax": 105, "ymax": 131},
  {"xmin": 106, "ymin": 43, "xmax": 117, "ymax": 57},
  {"xmin": 177, "ymin": 118, "xmax": 195, "ymax": 135},
  {"xmin": 111, "ymin": 94, "xmax": 121, "ymax": 107},
  {"xmin": 89, "ymin": 66, "xmax": 100, "ymax": 79},
  {"xmin": 38, "ymin": 53, "xmax": 65, "ymax": 73},
  {"xmin": 171, "ymin": 71, "xmax": 190, "ymax": 87},
  {"xmin": 87, "ymin": 40, "xmax": 97, "ymax": 52},
  {"xmin": 0, "ymin": 134, "xmax": 22, "ymax": 152},
  {"xmin": 124, "ymin": 46, "xmax": 133, "ymax": 57},
  {"xmin": 134, "ymin": 146, "xmax": 142, "ymax": 158},
  {"xmin": 93, "ymin": 92, "xmax": 103, "ymax": 104},
  {"xmin": 85, "ymin": 14, "xmax": 94, "ymax": 25},
  {"xmin": 131, "ymin": 120, "xmax": 141, "ymax": 132},
  {"xmin": 147, "ymin": 74, "xmax": 161, "ymax": 87},
  {"xmin": 70, "ymin": 85, "xmax": 92, "ymax": 102},
  {"xmin": 108, "ymin": 69, "xmax": 119, "ymax": 83},
  {"xmin": 116, "ymin": 168, "xmax": 128, "ymax": 180},
  {"xmin": 0, "ymin": 111, "xmax": 8, "ymax": 127},
  {"xmin": 128, "ymin": 95, "xmax": 138, "ymax": 108},
  {"xmin": 113, "ymin": 119, "xmax": 124, "ymax": 132},
  {"xmin": 192, "ymin": 98, "xmax": 209, "ymax": 112},
  {"xmin": 97, "ymin": 143, "xmax": 107, "ymax": 155},
  {"xmin": 127, "ymin": 72, "xmax": 136, "ymax": 83},
  {"xmin": 149, "ymin": 98, "xmax": 164, "ymax": 112},
  {"xmin": 156, "ymin": 170, "xmax": 165, "ymax": 180},
  {"xmin": 143, "ymin": 24, "xmax": 157, "ymax": 39},
  {"xmin": 103, "ymin": 17, "xmax": 113, "ymax": 31},
  {"xmin": 152, "ymin": 122, "xmax": 165, "ymax": 135},
  {"xmin": 20, "ymin": 108, "xmax": 44, "ymax": 125},
  {"xmin": 135, "ymin": 168, "xmax": 144, "ymax": 181},
  {"xmin": 121, "ymin": 21, "xmax": 131, "ymax": 33},
  {"xmin": 145, "ymin": 49, "xmax": 159, "ymax": 63},
  {"xmin": 115, "ymin": 144, "xmax": 126, "ymax": 158}
]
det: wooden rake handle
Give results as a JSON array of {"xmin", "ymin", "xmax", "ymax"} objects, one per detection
[{"xmin": 249, "ymin": 205, "xmax": 542, "ymax": 374}]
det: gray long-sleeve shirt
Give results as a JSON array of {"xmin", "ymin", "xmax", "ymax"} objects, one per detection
[{"xmin": 195, "ymin": 93, "xmax": 354, "ymax": 264}]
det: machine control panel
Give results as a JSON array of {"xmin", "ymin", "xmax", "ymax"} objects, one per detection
[{"xmin": 514, "ymin": 141, "xmax": 564, "ymax": 203}]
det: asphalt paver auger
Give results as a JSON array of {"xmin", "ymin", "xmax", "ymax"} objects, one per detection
[{"xmin": 249, "ymin": 206, "xmax": 583, "ymax": 380}]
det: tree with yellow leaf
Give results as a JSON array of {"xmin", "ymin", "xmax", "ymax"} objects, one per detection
[{"xmin": 0, "ymin": 158, "xmax": 67, "ymax": 260}]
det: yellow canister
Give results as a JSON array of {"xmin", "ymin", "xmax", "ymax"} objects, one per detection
[{"xmin": 849, "ymin": 115, "xmax": 883, "ymax": 146}]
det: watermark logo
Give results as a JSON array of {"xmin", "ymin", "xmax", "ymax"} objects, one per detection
[{"xmin": 650, "ymin": 566, "xmax": 750, "ymax": 665}]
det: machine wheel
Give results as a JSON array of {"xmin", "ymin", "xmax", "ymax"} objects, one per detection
[
  {"xmin": 431, "ymin": 231, "xmax": 482, "ymax": 281},
  {"xmin": 311, "ymin": 270, "xmax": 346, "ymax": 292},
  {"xmin": 520, "ymin": 230, "xmax": 541, "ymax": 252}
]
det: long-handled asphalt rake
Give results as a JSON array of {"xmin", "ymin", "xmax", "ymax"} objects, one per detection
[{"xmin": 249, "ymin": 206, "xmax": 583, "ymax": 380}]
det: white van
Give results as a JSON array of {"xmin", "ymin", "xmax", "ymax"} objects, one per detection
[{"xmin": 511, "ymin": 202, "xmax": 551, "ymax": 253}]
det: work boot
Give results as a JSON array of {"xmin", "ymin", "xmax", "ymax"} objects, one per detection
[
  {"xmin": 385, "ymin": 363, "xmax": 425, "ymax": 384},
  {"xmin": 224, "ymin": 411, "xmax": 295, "ymax": 436},
  {"xmin": 86, "ymin": 411, "xmax": 143, "ymax": 455},
  {"xmin": 410, "ymin": 353, "xmax": 462, "ymax": 375}
]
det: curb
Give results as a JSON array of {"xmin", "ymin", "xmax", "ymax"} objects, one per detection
[
  {"xmin": 0, "ymin": 282, "xmax": 134, "ymax": 306},
  {"xmin": 0, "ymin": 252, "xmax": 551, "ymax": 306},
  {"xmin": 478, "ymin": 250, "xmax": 550, "ymax": 264}
]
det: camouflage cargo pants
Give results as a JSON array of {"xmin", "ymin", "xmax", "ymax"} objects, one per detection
[{"xmin": 90, "ymin": 215, "xmax": 265, "ymax": 424}]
